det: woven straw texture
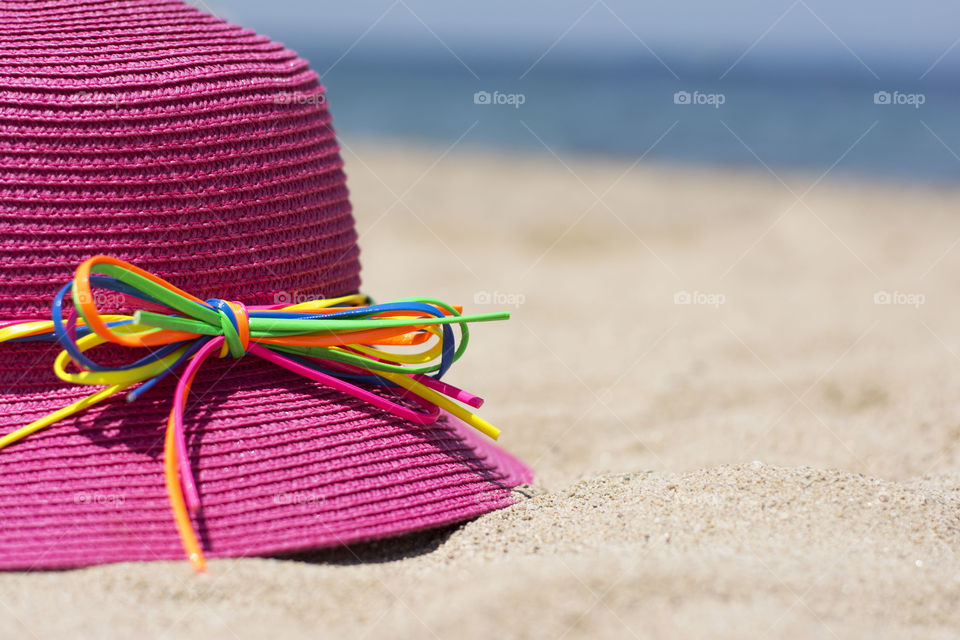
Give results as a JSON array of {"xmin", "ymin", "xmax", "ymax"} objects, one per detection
[{"xmin": 0, "ymin": 0, "xmax": 531, "ymax": 569}]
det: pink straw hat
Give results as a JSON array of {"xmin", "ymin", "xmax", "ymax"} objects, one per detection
[{"xmin": 0, "ymin": 0, "xmax": 531, "ymax": 570}]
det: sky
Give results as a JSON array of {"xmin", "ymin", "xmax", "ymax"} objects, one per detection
[{"xmin": 196, "ymin": 0, "xmax": 960, "ymax": 68}]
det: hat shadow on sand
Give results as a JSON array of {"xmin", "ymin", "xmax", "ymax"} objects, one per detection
[{"xmin": 275, "ymin": 524, "xmax": 459, "ymax": 565}]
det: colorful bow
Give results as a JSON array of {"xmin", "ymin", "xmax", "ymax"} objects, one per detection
[{"xmin": 0, "ymin": 256, "xmax": 509, "ymax": 571}]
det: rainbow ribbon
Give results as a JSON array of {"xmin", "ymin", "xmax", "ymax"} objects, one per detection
[{"xmin": 0, "ymin": 256, "xmax": 510, "ymax": 571}]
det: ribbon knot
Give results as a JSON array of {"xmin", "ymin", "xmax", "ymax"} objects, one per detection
[
  {"xmin": 208, "ymin": 299, "xmax": 250, "ymax": 358},
  {"xmin": 0, "ymin": 256, "xmax": 510, "ymax": 573}
]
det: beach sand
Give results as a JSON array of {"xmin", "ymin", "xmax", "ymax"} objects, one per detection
[{"xmin": 4, "ymin": 145, "xmax": 960, "ymax": 638}]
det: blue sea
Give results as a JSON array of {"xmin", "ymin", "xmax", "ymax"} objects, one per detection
[{"xmin": 310, "ymin": 51, "xmax": 960, "ymax": 183}]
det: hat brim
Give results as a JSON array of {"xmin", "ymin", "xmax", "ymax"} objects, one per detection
[{"xmin": 0, "ymin": 351, "xmax": 531, "ymax": 569}]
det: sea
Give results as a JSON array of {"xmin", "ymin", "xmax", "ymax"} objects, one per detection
[{"xmin": 308, "ymin": 50, "xmax": 960, "ymax": 184}]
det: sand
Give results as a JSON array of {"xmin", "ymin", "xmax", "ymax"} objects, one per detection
[{"xmin": 3, "ymin": 144, "xmax": 960, "ymax": 638}]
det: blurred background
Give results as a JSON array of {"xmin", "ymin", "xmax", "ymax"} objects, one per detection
[
  {"xmin": 171, "ymin": 1, "xmax": 960, "ymax": 488},
  {"xmin": 198, "ymin": 0, "xmax": 959, "ymax": 181},
  {"xmin": 178, "ymin": 1, "xmax": 960, "ymax": 488}
]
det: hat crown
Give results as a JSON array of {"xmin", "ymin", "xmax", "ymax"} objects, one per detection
[{"xmin": 0, "ymin": 0, "xmax": 361, "ymax": 318}]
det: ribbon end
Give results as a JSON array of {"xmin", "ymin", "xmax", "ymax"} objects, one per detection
[{"xmin": 188, "ymin": 552, "xmax": 207, "ymax": 574}]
